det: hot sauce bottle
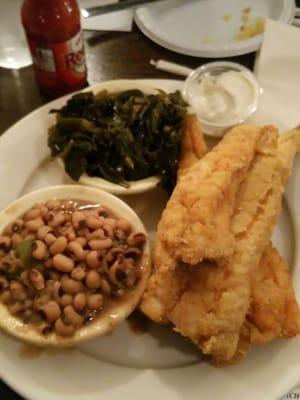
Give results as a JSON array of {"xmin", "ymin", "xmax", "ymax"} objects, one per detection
[{"xmin": 21, "ymin": 0, "xmax": 87, "ymax": 97}]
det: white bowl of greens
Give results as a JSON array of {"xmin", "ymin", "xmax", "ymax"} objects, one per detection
[{"xmin": 48, "ymin": 80, "xmax": 188, "ymax": 195}]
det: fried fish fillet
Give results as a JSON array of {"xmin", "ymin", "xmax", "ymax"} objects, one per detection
[
  {"xmin": 212, "ymin": 243, "xmax": 300, "ymax": 365},
  {"xmin": 141, "ymin": 124, "xmax": 270, "ymax": 323},
  {"xmin": 159, "ymin": 124, "xmax": 266, "ymax": 266},
  {"xmin": 169, "ymin": 127, "xmax": 300, "ymax": 361},
  {"xmin": 141, "ymin": 114, "xmax": 207, "ymax": 323}
]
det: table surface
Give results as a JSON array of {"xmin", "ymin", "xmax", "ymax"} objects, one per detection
[{"xmin": 0, "ymin": 19, "xmax": 261, "ymax": 400}]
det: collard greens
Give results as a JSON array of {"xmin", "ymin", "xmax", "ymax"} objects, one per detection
[{"xmin": 48, "ymin": 89, "xmax": 187, "ymax": 193}]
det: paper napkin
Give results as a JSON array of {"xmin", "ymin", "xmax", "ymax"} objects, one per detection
[
  {"xmin": 78, "ymin": 0, "xmax": 133, "ymax": 32},
  {"xmin": 252, "ymin": 19, "xmax": 300, "ymax": 131}
]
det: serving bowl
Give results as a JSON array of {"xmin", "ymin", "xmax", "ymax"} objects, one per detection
[
  {"xmin": 0, "ymin": 185, "xmax": 151, "ymax": 347},
  {"xmin": 54, "ymin": 80, "xmax": 161, "ymax": 195}
]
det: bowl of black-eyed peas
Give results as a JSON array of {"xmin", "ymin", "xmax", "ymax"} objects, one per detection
[{"xmin": 0, "ymin": 185, "xmax": 151, "ymax": 347}]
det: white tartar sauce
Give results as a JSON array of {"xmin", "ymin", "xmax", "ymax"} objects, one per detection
[{"xmin": 192, "ymin": 70, "xmax": 255, "ymax": 123}]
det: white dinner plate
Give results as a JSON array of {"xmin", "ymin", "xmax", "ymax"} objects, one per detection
[
  {"xmin": 135, "ymin": 0, "xmax": 295, "ymax": 58},
  {"xmin": 0, "ymin": 79, "xmax": 299, "ymax": 400}
]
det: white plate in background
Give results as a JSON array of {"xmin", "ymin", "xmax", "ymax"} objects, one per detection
[
  {"xmin": 135, "ymin": 0, "xmax": 295, "ymax": 57},
  {"xmin": 0, "ymin": 80, "xmax": 299, "ymax": 400}
]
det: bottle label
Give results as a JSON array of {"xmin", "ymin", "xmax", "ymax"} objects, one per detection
[{"xmin": 28, "ymin": 30, "xmax": 86, "ymax": 85}]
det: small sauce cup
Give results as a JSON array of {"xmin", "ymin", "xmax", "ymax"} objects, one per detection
[{"xmin": 182, "ymin": 61, "xmax": 261, "ymax": 137}]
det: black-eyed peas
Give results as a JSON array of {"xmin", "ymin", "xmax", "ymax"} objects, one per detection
[
  {"xmin": 86, "ymin": 251, "xmax": 101, "ymax": 269},
  {"xmin": 85, "ymin": 270, "xmax": 102, "ymax": 289},
  {"xmin": 32, "ymin": 240, "xmax": 47, "ymax": 260},
  {"xmin": 73, "ymin": 292, "xmax": 86, "ymax": 311},
  {"xmin": 25, "ymin": 208, "xmax": 41, "ymax": 221},
  {"xmin": 89, "ymin": 238, "xmax": 112, "ymax": 251},
  {"xmin": 53, "ymin": 254, "xmax": 74, "ymax": 273},
  {"xmin": 0, "ymin": 236, "xmax": 11, "ymax": 250},
  {"xmin": 28, "ymin": 269, "xmax": 45, "ymax": 291},
  {"xmin": 55, "ymin": 318, "xmax": 75, "ymax": 336},
  {"xmin": 50, "ymin": 236, "xmax": 68, "ymax": 255},
  {"xmin": 87, "ymin": 293, "xmax": 103, "ymax": 310},
  {"xmin": 71, "ymin": 263, "xmax": 87, "ymax": 281},
  {"xmin": 48, "ymin": 213, "xmax": 65, "ymax": 228},
  {"xmin": 64, "ymin": 305, "xmax": 84, "ymax": 326},
  {"xmin": 67, "ymin": 241, "xmax": 84, "ymax": 261},
  {"xmin": 0, "ymin": 199, "xmax": 146, "ymax": 337},
  {"xmin": 41, "ymin": 301, "xmax": 61, "ymax": 323},
  {"xmin": 60, "ymin": 294, "xmax": 73, "ymax": 307},
  {"xmin": 45, "ymin": 233, "xmax": 56, "ymax": 246},
  {"xmin": 25, "ymin": 218, "xmax": 44, "ymax": 232},
  {"xmin": 60, "ymin": 276, "xmax": 84, "ymax": 295},
  {"xmin": 37, "ymin": 225, "xmax": 53, "ymax": 240}
]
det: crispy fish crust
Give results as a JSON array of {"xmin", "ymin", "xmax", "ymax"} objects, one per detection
[
  {"xmin": 160, "ymin": 125, "xmax": 264, "ymax": 265},
  {"xmin": 213, "ymin": 243, "xmax": 300, "ymax": 366},
  {"xmin": 140, "ymin": 114, "xmax": 207, "ymax": 323},
  {"xmin": 142, "ymin": 122, "xmax": 300, "ymax": 363},
  {"xmin": 170, "ymin": 127, "xmax": 300, "ymax": 361}
]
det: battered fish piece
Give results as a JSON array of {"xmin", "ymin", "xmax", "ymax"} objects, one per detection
[
  {"xmin": 169, "ymin": 127, "xmax": 300, "ymax": 361},
  {"xmin": 177, "ymin": 114, "xmax": 208, "ymax": 177},
  {"xmin": 141, "ymin": 114, "xmax": 207, "ymax": 323},
  {"xmin": 213, "ymin": 243, "xmax": 300, "ymax": 366},
  {"xmin": 160, "ymin": 125, "xmax": 264, "ymax": 265},
  {"xmin": 142, "ymin": 124, "xmax": 276, "ymax": 324}
]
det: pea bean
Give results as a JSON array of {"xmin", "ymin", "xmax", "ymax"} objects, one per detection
[
  {"xmin": 48, "ymin": 213, "xmax": 65, "ymax": 228},
  {"xmin": 90, "ymin": 229, "xmax": 105, "ymax": 240},
  {"xmin": 73, "ymin": 292, "xmax": 86, "ymax": 311},
  {"xmin": 53, "ymin": 254, "xmax": 74, "ymax": 273},
  {"xmin": 50, "ymin": 236, "xmax": 68, "ymax": 255},
  {"xmin": 25, "ymin": 208, "xmax": 41, "ymax": 221},
  {"xmin": 60, "ymin": 294, "xmax": 73, "ymax": 307},
  {"xmin": 46, "ymin": 199, "xmax": 61, "ymax": 210},
  {"xmin": 32, "ymin": 240, "xmax": 47, "ymax": 260},
  {"xmin": 71, "ymin": 211, "xmax": 86, "ymax": 229},
  {"xmin": 45, "ymin": 233, "xmax": 56, "ymax": 246},
  {"xmin": 26, "ymin": 217, "xmax": 44, "ymax": 232},
  {"xmin": 37, "ymin": 225, "xmax": 53, "ymax": 240},
  {"xmin": 86, "ymin": 215, "xmax": 103, "ymax": 230},
  {"xmin": 67, "ymin": 241, "xmax": 84, "ymax": 261},
  {"xmin": 89, "ymin": 238, "xmax": 112, "ymax": 251},
  {"xmin": 104, "ymin": 218, "xmax": 117, "ymax": 229},
  {"xmin": 41, "ymin": 301, "xmax": 61, "ymax": 323},
  {"xmin": 74, "ymin": 237, "xmax": 86, "ymax": 248},
  {"xmin": 87, "ymin": 293, "xmax": 103, "ymax": 310},
  {"xmin": 12, "ymin": 219, "xmax": 24, "ymax": 233},
  {"xmin": 60, "ymin": 275, "xmax": 84, "ymax": 295},
  {"xmin": 86, "ymin": 251, "xmax": 101, "ymax": 269},
  {"xmin": 0, "ymin": 290, "xmax": 11, "ymax": 304},
  {"xmin": 64, "ymin": 305, "xmax": 84, "ymax": 326},
  {"xmin": 28, "ymin": 269, "xmax": 45, "ymax": 291},
  {"xmin": 0, "ymin": 236, "xmax": 11, "ymax": 250},
  {"xmin": 55, "ymin": 318, "xmax": 75, "ymax": 336},
  {"xmin": 127, "ymin": 232, "xmax": 146, "ymax": 246},
  {"xmin": 71, "ymin": 263, "xmax": 87, "ymax": 281},
  {"xmin": 102, "ymin": 224, "xmax": 114, "ymax": 238},
  {"xmin": 116, "ymin": 218, "xmax": 131, "ymax": 233},
  {"xmin": 85, "ymin": 270, "xmax": 102, "ymax": 289}
]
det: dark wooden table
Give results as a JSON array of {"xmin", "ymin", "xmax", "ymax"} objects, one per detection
[{"xmin": 0, "ymin": 23, "xmax": 255, "ymax": 400}]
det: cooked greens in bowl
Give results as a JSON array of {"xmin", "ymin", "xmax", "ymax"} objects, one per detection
[{"xmin": 48, "ymin": 87, "xmax": 188, "ymax": 193}]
